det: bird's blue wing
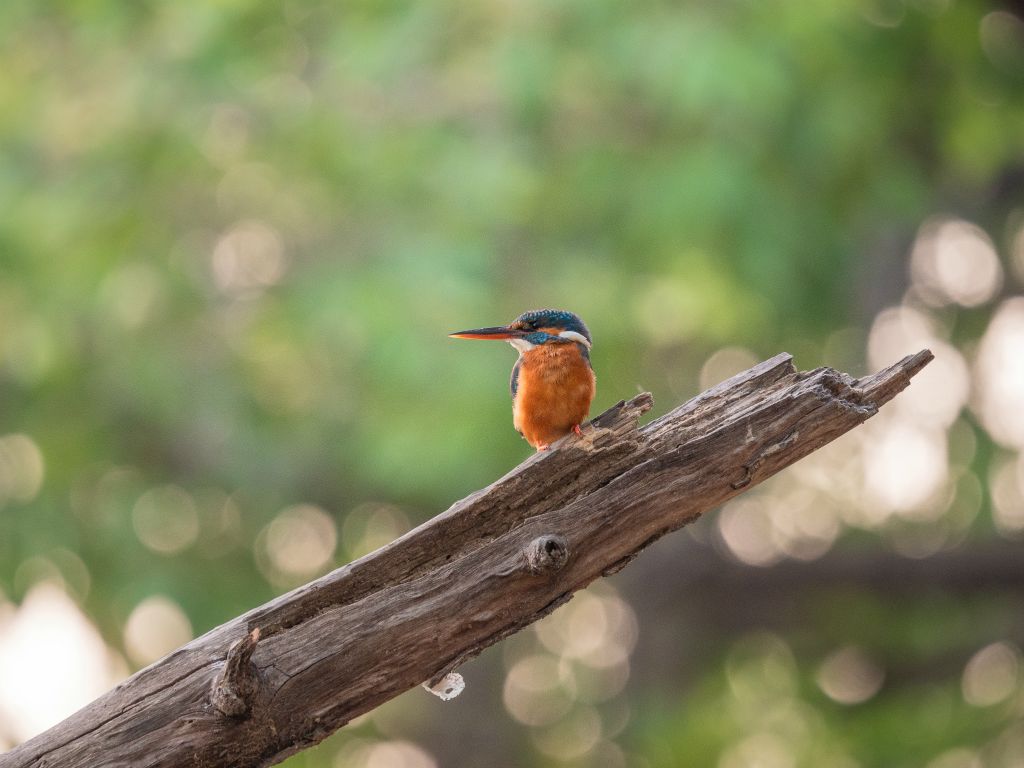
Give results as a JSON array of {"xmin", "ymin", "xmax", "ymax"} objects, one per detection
[{"xmin": 510, "ymin": 357, "xmax": 521, "ymax": 401}]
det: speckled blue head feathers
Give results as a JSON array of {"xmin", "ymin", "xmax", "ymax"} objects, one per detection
[{"xmin": 510, "ymin": 309, "xmax": 592, "ymax": 345}]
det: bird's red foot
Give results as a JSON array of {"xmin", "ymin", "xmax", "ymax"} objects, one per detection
[
  {"xmin": 536, "ymin": 443, "xmax": 551, "ymax": 452},
  {"xmin": 572, "ymin": 424, "xmax": 584, "ymax": 437}
]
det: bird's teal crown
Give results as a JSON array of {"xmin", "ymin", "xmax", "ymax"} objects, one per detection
[{"xmin": 511, "ymin": 309, "xmax": 592, "ymax": 346}]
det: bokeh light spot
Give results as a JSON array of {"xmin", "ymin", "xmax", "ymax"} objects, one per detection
[
  {"xmin": 973, "ymin": 298, "xmax": 1024, "ymax": 448},
  {"xmin": 97, "ymin": 263, "xmax": 163, "ymax": 329},
  {"xmin": 867, "ymin": 305, "xmax": 938, "ymax": 371},
  {"xmin": 123, "ymin": 595, "xmax": 193, "ymax": 667},
  {"xmin": 863, "ymin": 417, "xmax": 947, "ymax": 512},
  {"xmin": 333, "ymin": 739, "xmax": 437, "ymax": 768},
  {"xmin": 534, "ymin": 587, "xmax": 637, "ymax": 670},
  {"xmin": 1012, "ymin": 224, "xmax": 1024, "ymax": 284},
  {"xmin": 530, "ymin": 706, "xmax": 603, "ymax": 761},
  {"xmin": 718, "ymin": 731, "xmax": 796, "ymax": 768},
  {"xmin": 212, "ymin": 220, "xmax": 287, "ymax": 297},
  {"xmin": 257, "ymin": 504, "xmax": 337, "ymax": 585},
  {"xmin": 700, "ymin": 347, "xmax": 760, "ymax": 391},
  {"xmin": 769, "ymin": 490, "xmax": 841, "ymax": 561},
  {"xmin": 503, "ymin": 654, "xmax": 577, "ymax": 726},
  {"xmin": 817, "ymin": 646, "xmax": 885, "ymax": 705},
  {"xmin": 910, "ymin": 218, "xmax": 1002, "ymax": 307},
  {"xmin": 202, "ymin": 104, "xmax": 251, "ymax": 166},
  {"xmin": 342, "ymin": 503, "xmax": 409, "ymax": 560},
  {"xmin": 0, "ymin": 584, "xmax": 124, "ymax": 742},
  {"xmin": 0, "ymin": 433, "xmax": 45, "ymax": 505},
  {"xmin": 989, "ymin": 456, "xmax": 1024, "ymax": 536},
  {"xmin": 980, "ymin": 12, "xmax": 1024, "ymax": 75},
  {"xmin": 726, "ymin": 633, "xmax": 798, "ymax": 704},
  {"xmin": 132, "ymin": 485, "xmax": 200, "ymax": 555},
  {"xmin": 718, "ymin": 498, "xmax": 782, "ymax": 566},
  {"xmin": 961, "ymin": 642, "xmax": 1020, "ymax": 707}
]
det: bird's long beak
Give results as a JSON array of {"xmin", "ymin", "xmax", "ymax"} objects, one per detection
[{"xmin": 448, "ymin": 325, "xmax": 525, "ymax": 341}]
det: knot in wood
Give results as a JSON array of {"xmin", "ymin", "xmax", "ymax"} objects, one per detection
[
  {"xmin": 525, "ymin": 534, "xmax": 569, "ymax": 574},
  {"xmin": 211, "ymin": 627, "xmax": 261, "ymax": 718}
]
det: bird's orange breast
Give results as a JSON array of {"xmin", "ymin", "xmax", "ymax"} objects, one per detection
[{"xmin": 513, "ymin": 342, "xmax": 595, "ymax": 449}]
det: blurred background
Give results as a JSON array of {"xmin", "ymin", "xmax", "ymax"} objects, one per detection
[{"xmin": 1, "ymin": 0, "xmax": 1023, "ymax": 765}]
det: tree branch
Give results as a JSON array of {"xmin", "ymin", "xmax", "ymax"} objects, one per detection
[{"xmin": 0, "ymin": 350, "xmax": 932, "ymax": 768}]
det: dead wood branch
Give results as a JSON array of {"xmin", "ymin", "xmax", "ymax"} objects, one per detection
[{"xmin": 0, "ymin": 350, "xmax": 932, "ymax": 768}]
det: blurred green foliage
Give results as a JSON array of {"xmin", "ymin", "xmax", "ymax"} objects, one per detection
[{"xmin": 1, "ymin": 0, "xmax": 1023, "ymax": 765}]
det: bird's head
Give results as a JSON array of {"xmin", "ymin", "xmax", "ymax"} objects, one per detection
[{"xmin": 449, "ymin": 308, "xmax": 592, "ymax": 353}]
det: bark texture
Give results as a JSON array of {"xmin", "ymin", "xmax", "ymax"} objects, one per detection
[{"xmin": 1, "ymin": 350, "xmax": 932, "ymax": 768}]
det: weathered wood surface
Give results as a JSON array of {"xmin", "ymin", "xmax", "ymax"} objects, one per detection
[{"xmin": 1, "ymin": 350, "xmax": 932, "ymax": 768}]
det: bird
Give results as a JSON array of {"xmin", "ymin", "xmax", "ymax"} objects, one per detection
[{"xmin": 450, "ymin": 308, "xmax": 596, "ymax": 451}]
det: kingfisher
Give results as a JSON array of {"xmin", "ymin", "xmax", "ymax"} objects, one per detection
[{"xmin": 450, "ymin": 308, "xmax": 596, "ymax": 451}]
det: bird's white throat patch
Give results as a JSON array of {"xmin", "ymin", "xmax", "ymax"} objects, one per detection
[
  {"xmin": 509, "ymin": 338, "xmax": 536, "ymax": 353},
  {"xmin": 558, "ymin": 330, "xmax": 591, "ymax": 348}
]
